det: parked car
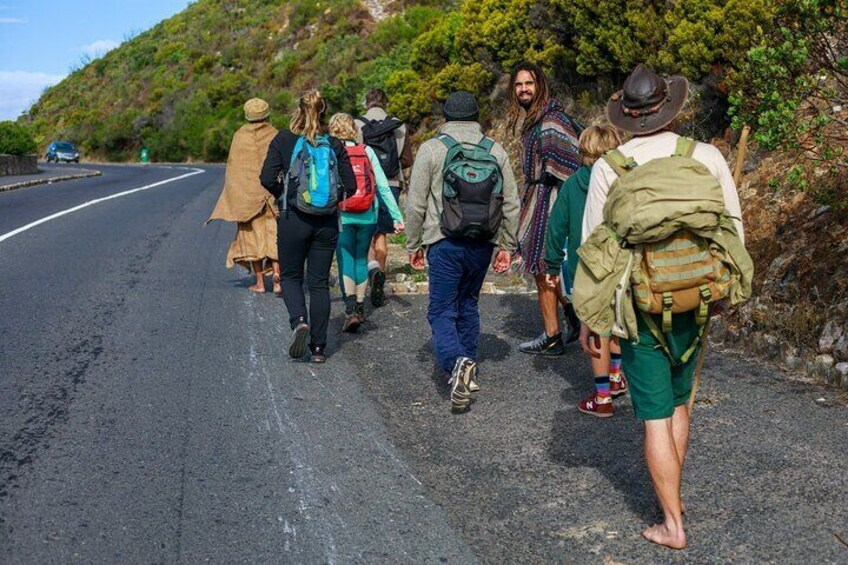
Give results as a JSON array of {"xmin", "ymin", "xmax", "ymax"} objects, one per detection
[{"xmin": 45, "ymin": 141, "xmax": 80, "ymax": 163}]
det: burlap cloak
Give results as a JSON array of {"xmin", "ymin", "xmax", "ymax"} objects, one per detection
[{"xmin": 207, "ymin": 121, "xmax": 279, "ymax": 224}]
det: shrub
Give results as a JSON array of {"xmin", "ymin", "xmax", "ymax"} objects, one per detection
[{"xmin": 0, "ymin": 121, "xmax": 38, "ymax": 155}]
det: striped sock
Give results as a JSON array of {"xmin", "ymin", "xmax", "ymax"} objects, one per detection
[
  {"xmin": 610, "ymin": 353, "xmax": 622, "ymax": 381},
  {"xmin": 595, "ymin": 374, "xmax": 611, "ymax": 400}
]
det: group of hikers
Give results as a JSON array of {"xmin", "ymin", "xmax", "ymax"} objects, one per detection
[{"xmin": 208, "ymin": 61, "xmax": 753, "ymax": 550}]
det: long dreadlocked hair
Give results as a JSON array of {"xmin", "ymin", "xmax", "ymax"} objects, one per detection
[{"xmin": 507, "ymin": 61, "xmax": 551, "ymax": 136}]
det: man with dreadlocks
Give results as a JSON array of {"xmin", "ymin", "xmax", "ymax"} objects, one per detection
[{"xmin": 507, "ymin": 61, "xmax": 583, "ymax": 356}]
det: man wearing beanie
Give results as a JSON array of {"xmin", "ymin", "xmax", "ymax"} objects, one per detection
[
  {"xmin": 207, "ymin": 98, "xmax": 281, "ymax": 294},
  {"xmin": 405, "ymin": 91, "xmax": 520, "ymax": 412}
]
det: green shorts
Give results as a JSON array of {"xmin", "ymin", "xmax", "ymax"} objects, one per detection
[{"xmin": 620, "ymin": 311, "xmax": 702, "ymax": 421}]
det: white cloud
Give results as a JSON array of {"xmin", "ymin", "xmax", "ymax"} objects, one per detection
[
  {"xmin": 0, "ymin": 71, "xmax": 66, "ymax": 121},
  {"xmin": 0, "ymin": 17, "xmax": 25, "ymax": 23},
  {"xmin": 80, "ymin": 39, "xmax": 120, "ymax": 59}
]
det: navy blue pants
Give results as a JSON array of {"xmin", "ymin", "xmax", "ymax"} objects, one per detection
[{"xmin": 426, "ymin": 239, "xmax": 494, "ymax": 374}]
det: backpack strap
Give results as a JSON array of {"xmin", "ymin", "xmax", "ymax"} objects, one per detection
[
  {"xmin": 438, "ymin": 134, "xmax": 460, "ymax": 151},
  {"xmin": 602, "ymin": 149, "xmax": 637, "ymax": 177},
  {"xmin": 478, "ymin": 136, "xmax": 494, "ymax": 153},
  {"xmin": 638, "ymin": 309, "xmax": 708, "ymax": 368},
  {"xmin": 673, "ymin": 136, "xmax": 697, "ymax": 158}
]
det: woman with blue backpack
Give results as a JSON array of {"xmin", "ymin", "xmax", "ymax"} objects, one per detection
[
  {"xmin": 328, "ymin": 113, "xmax": 404, "ymax": 333},
  {"xmin": 260, "ymin": 90, "xmax": 357, "ymax": 363}
]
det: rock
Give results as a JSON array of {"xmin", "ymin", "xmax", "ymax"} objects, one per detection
[
  {"xmin": 395, "ymin": 273, "xmax": 408, "ymax": 283},
  {"xmin": 811, "ymin": 354, "xmax": 835, "ymax": 383},
  {"xmin": 833, "ymin": 334, "xmax": 848, "ymax": 362},
  {"xmin": 834, "ymin": 363, "xmax": 848, "ymax": 388},
  {"xmin": 818, "ymin": 320, "xmax": 843, "ymax": 353},
  {"xmin": 785, "ymin": 355, "xmax": 805, "ymax": 371},
  {"xmin": 753, "ymin": 333, "xmax": 780, "ymax": 358}
]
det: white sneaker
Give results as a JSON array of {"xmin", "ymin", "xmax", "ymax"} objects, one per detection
[{"xmin": 450, "ymin": 357, "xmax": 475, "ymax": 412}]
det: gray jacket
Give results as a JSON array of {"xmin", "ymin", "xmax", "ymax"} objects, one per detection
[{"xmin": 405, "ymin": 121, "xmax": 519, "ymax": 253}]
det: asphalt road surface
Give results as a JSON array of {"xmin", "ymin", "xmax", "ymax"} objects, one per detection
[{"xmin": 0, "ymin": 164, "xmax": 846, "ymax": 564}]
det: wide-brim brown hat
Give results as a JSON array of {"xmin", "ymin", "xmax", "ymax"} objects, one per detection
[
  {"xmin": 244, "ymin": 98, "xmax": 270, "ymax": 122},
  {"xmin": 606, "ymin": 65, "xmax": 688, "ymax": 135}
]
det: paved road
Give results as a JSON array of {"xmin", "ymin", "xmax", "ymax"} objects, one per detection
[{"xmin": 0, "ymin": 164, "xmax": 845, "ymax": 564}]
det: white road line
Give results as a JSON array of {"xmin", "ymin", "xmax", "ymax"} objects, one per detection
[{"xmin": 0, "ymin": 167, "xmax": 205, "ymax": 244}]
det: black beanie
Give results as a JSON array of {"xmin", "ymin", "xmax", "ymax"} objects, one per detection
[{"xmin": 443, "ymin": 91, "xmax": 479, "ymax": 121}]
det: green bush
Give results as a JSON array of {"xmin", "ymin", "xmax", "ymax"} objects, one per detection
[{"xmin": 0, "ymin": 121, "xmax": 38, "ymax": 155}]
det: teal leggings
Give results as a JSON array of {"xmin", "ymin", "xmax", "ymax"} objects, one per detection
[{"xmin": 337, "ymin": 223, "xmax": 376, "ymax": 301}]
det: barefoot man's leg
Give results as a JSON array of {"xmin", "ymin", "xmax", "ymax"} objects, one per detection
[
  {"xmin": 249, "ymin": 260, "xmax": 266, "ymax": 292},
  {"xmin": 643, "ymin": 417, "xmax": 687, "ymax": 549}
]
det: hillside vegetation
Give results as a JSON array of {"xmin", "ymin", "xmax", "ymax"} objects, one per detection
[{"xmin": 25, "ymin": 0, "xmax": 796, "ymax": 163}]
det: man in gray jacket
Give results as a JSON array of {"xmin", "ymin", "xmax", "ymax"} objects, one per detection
[{"xmin": 406, "ymin": 91, "xmax": 520, "ymax": 413}]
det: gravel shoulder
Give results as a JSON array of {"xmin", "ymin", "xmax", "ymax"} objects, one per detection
[{"xmin": 341, "ymin": 293, "xmax": 848, "ymax": 564}]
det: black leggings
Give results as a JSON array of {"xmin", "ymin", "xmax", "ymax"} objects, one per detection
[{"xmin": 277, "ymin": 209, "xmax": 339, "ymax": 347}]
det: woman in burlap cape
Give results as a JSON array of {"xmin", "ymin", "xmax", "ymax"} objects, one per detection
[{"xmin": 207, "ymin": 120, "xmax": 280, "ymax": 293}]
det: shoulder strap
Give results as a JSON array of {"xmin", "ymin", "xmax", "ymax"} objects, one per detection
[
  {"xmin": 438, "ymin": 134, "xmax": 460, "ymax": 151},
  {"xmin": 602, "ymin": 149, "xmax": 637, "ymax": 177},
  {"xmin": 478, "ymin": 136, "xmax": 494, "ymax": 153},
  {"xmin": 673, "ymin": 136, "xmax": 697, "ymax": 158}
]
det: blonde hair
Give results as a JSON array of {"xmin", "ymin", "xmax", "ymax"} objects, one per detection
[
  {"xmin": 579, "ymin": 125, "xmax": 622, "ymax": 166},
  {"xmin": 328, "ymin": 113, "xmax": 358, "ymax": 141},
  {"xmin": 290, "ymin": 89, "xmax": 327, "ymax": 144}
]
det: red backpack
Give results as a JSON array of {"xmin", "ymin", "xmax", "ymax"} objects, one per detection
[{"xmin": 338, "ymin": 143, "xmax": 377, "ymax": 213}]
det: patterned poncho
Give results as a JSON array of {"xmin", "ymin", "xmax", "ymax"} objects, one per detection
[{"xmin": 517, "ymin": 98, "xmax": 581, "ymax": 275}]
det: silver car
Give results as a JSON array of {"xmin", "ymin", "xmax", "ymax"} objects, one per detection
[{"xmin": 45, "ymin": 141, "xmax": 80, "ymax": 163}]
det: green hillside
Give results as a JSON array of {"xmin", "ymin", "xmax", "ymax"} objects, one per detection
[{"xmin": 21, "ymin": 0, "xmax": 842, "ymax": 169}]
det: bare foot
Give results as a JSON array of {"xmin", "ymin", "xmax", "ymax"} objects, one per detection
[
  {"xmin": 272, "ymin": 274, "xmax": 282, "ymax": 295},
  {"xmin": 642, "ymin": 522, "xmax": 687, "ymax": 550},
  {"xmin": 248, "ymin": 283, "xmax": 265, "ymax": 293}
]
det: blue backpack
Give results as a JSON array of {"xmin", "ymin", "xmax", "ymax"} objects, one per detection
[{"xmin": 281, "ymin": 135, "xmax": 340, "ymax": 215}]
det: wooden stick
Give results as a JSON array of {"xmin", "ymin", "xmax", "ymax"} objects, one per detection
[
  {"xmin": 687, "ymin": 320, "xmax": 710, "ymax": 413},
  {"xmin": 733, "ymin": 125, "xmax": 751, "ymax": 186}
]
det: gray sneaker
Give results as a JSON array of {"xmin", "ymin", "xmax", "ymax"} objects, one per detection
[
  {"xmin": 518, "ymin": 332, "xmax": 565, "ymax": 356},
  {"xmin": 450, "ymin": 357, "xmax": 476, "ymax": 412}
]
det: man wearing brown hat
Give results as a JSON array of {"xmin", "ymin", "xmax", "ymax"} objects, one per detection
[
  {"xmin": 580, "ymin": 65, "xmax": 745, "ymax": 549},
  {"xmin": 207, "ymin": 98, "xmax": 281, "ymax": 293}
]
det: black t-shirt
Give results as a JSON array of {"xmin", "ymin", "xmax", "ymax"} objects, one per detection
[{"xmin": 259, "ymin": 129, "xmax": 356, "ymax": 206}]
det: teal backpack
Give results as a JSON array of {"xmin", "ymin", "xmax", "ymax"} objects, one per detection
[
  {"xmin": 438, "ymin": 134, "xmax": 504, "ymax": 241},
  {"xmin": 282, "ymin": 135, "xmax": 340, "ymax": 215}
]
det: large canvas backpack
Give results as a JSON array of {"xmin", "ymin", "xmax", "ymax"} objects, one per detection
[
  {"xmin": 438, "ymin": 134, "xmax": 504, "ymax": 241},
  {"xmin": 359, "ymin": 116, "xmax": 403, "ymax": 178},
  {"xmin": 281, "ymin": 135, "xmax": 339, "ymax": 216},
  {"xmin": 338, "ymin": 143, "xmax": 376, "ymax": 213},
  {"xmin": 602, "ymin": 137, "xmax": 732, "ymax": 336}
]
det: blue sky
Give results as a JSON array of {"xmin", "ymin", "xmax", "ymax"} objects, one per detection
[{"xmin": 0, "ymin": 0, "xmax": 192, "ymax": 121}]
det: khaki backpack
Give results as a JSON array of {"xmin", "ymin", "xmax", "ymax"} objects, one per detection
[{"xmin": 602, "ymin": 137, "xmax": 736, "ymax": 360}]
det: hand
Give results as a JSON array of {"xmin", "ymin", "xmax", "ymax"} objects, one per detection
[
  {"xmin": 579, "ymin": 323, "xmax": 602, "ymax": 359},
  {"xmin": 409, "ymin": 248, "xmax": 426, "ymax": 271},
  {"xmin": 393, "ymin": 221, "xmax": 405, "ymax": 234},
  {"xmin": 492, "ymin": 249, "xmax": 511, "ymax": 273},
  {"xmin": 544, "ymin": 273, "xmax": 560, "ymax": 289}
]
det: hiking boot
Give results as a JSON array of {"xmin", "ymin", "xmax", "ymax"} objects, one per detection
[
  {"xmin": 449, "ymin": 357, "xmax": 476, "ymax": 413},
  {"xmin": 578, "ymin": 394, "xmax": 614, "ymax": 418},
  {"xmin": 468, "ymin": 363, "xmax": 480, "ymax": 393},
  {"xmin": 354, "ymin": 302, "xmax": 366, "ymax": 322},
  {"xmin": 342, "ymin": 312, "xmax": 361, "ymax": 333},
  {"xmin": 610, "ymin": 371, "xmax": 629, "ymax": 398},
  {"xmin": 563, "ymin": 303, "xmax": 581, "ymax": 344},
  {"xmin": 289, "ymin": 318, "xmax": 309, "ymax": 359},
  {"xmin": 370, "ymin": 269, "xmax": 386, "ymax": 307},
  {"xmin": 518, "ymin": 332, "xmax": 565, "ymax": 356},
  {"xmin": 310, "ymin": 344, "xmax": 327, "ymax": 364}
]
